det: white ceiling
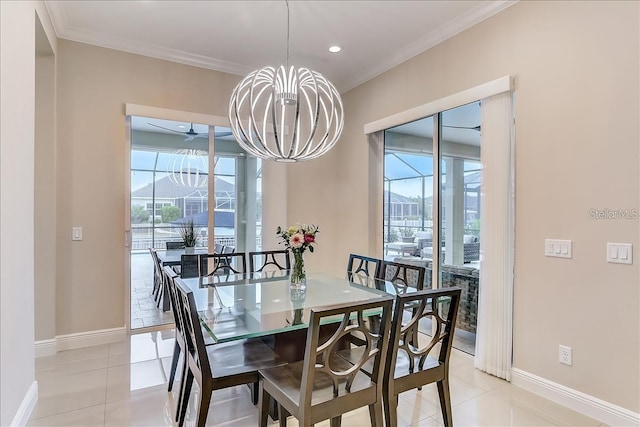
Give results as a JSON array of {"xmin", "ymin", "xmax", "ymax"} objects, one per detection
[{"xmin": 45, "ymin": 0, "xmax": 515, "ymax": 93}]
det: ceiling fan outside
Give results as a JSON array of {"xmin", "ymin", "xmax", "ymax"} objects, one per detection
[
  {"xmin": 442, "ymin": 124, "xmax": 481, "ymax": 131},
  {"xmin": 147, "ymin": 122, "xmax": 232, "ymax": 141}
]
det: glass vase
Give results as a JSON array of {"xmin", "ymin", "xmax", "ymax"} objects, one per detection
[{"xmin": 290, "ymin": 250, "xmax": 306, "ymax": 289}]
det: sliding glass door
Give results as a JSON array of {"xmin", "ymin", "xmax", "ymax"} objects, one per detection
[
  {"xmin": 383, "ymin": 102, "xmax": 482, "ymax": 354},
  {"xmin": 128, "ymin": 116, "xmax": 261, "ymax": 330}
]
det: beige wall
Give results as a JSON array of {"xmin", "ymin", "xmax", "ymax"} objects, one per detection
[
  {"xmin": 288, "ymin": 0, "xmax": 639, "ymax": 413},
  {"xmin": 35, "ymin": 27, "xmax": 57, "ymax": 342},
  {"xmin": 55, "ymin": 41, "xmax": 241, "ymax": 334},
  {"xmin": 1, "ymin": 1, "xmax": 57, "ymax": 423}
]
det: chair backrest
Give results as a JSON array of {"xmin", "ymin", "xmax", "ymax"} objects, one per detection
[
  {"xmin": 379, "ymin": 260, "xmax": 426, "ymax": 292},
  {"xmin": 214, "ymin": 243, "xmax": 224, "ymax": 254},
  {"xmin": 249, "ymin": 250, "xmax": 290, "ymax": 273},
  {"xmin": 299, "ymin": 297, "xmax": 393, "ymax": 410},
  {"xmin": 166, "ymin": 241, "xmax": 185, "ymax": 250},
  {"xmin": 174, "ymin": 279, "xmax": 211, "ymax": 380},
  {"xmin": 222, "ymin": 246, "xmax": 235, "ymax": 254},
  {"xmin": 199, "ymin": 252, "xmax": 246, "ymax": 276},
  {"xmin": 386, "ymin": 287, "xmax": 461, "ymax": 386},
  {"xmin": 346, "ymin": 254, "xmax": 381, "ymax": 282},
  {"xmin": 149, "ymin": 248, "xmax": 162, "ymax": 280},
  {"xmin": 162, "ymin": 265, "xmax": 183, "ymax": 332},
  {"xmin": 180, "ymin": 254, "xmax": 200, "ymax": 278}
]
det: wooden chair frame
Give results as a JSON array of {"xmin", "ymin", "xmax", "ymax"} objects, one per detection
[
  {"xmin": 249, "ymin": 250, "xmax": 291, "ymax": 273},
  {"xmin": 259, "ymin": 298, "xmax": 393, "ymax": 427},
  {"xmin": 174, "ymin": 280, "xmax": 284, "ymax": 427},
  {"xmin": 383, "ymin": 287, "xmax": 461, "ymax": 427},
  {"xmin": 347, "ymin": 254, "xmax": 382, "ymax": 282},
  {"xmin": 198, "ymin": 252, "xmax": 246, "ymax": 276}
]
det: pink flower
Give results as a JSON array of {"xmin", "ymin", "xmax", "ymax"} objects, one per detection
[
  {"xmin": 290, "ymin": 233, "xmax": 305, "ymax": 249},
  {"xmin": 304, "ymin": 234, "xmax": 315, "ymax": 243}
]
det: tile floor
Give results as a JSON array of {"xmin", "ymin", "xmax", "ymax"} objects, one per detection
[
  {"xmin": 131, "ymin": 252, "xmax": 173, "ymax": 329},
  {"xmin": 28, "ymin": 330, "xmax": 606, "ymax": 427}
]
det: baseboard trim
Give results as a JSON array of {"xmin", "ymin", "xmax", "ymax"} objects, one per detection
[
  {"xmin": 11, "ymin": 381, "xmax": 38, "ymax": 426},
  {"xmin": 56, "ymin": 326, "xmax": 127, "ymax": 351},
  {"xmin": 35, "ymin": 327, "xmax": 127, "ymax": 357},
  {"xmin": 511, "ymin": 368, "xmax": 640, "ymax": 426},
  {"xmin": 34, "ymin": 338, "xmax": 57, "ymax": 358}
]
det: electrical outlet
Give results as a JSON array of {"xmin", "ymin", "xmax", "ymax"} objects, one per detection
[{"xmin": 559, "ymin": 345, "xmax": 572, "ymax": 366}]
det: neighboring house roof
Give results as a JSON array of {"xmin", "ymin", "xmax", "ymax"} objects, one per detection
[{"xmin": 131, "ymin": 174, "xmax": 235, "ymax": 198}]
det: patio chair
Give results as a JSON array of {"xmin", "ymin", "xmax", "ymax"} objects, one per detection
[{"xmin": 166, "ymin": 241, "xmax": 186, "ymax": 250}]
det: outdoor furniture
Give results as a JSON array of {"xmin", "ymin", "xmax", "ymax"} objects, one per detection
[
  {"xmin": 166, "ymin": 241, "xmax": 186, "ymax": 250},
  {"xmin": 249, "ymin": 250, "xmax": 290, "ymax": 273},
  {"xmin": 385, "ymin": 242, "xmax": 418, "ymax": 257},
  {"xmin": 174, "ymin": 280, "xmax": 285, "ymax": 427},
  {"xmin": 258, "ymin": 298, "xmax": 393, "ymax": 427},
  {"xmin": 383, "ymin": 288, "xmax": 461, "ymax": 427}
]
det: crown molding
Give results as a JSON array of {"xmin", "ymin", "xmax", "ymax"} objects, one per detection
[
  {"xmin": 339, "ymin": 0, "xmax": 517, "ymax": 93},
  {"xmin": 45, "ymin": 0, "xmax": 517, "ymax": 93}
]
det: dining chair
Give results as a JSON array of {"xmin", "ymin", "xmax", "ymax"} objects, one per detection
[
  {"xmin": 249, "ymin": 250, "xmax": 290, "ymax": 273},
  {"xmin": 166, "ymin": 241, "xmax": 186, "ymax": 250},
  {"xmin": 383, "ymin": 287, "xmax": 461, "ymax": 427},
  {"xmin": 163, "ymin": 266, "xmax": 218, "ymax": 423},
  {"xmin": 346, "ymin": 254, "xmax": 382, "ymax": 284},
  {"xmin": 379, "ymin": 260, "xmax": 426, "ymax": 292},
  {"xmin": 258, "ymin": 297, "xmax": 393, "ymax": 427},
  {"xmin": 149, "ymin": 248, "xmax": 163, "ymax": 305},
  {"xmin": 199, "ymin": 252, "xmax": 246, "ymax": 276},
  {"xmin": 174, "ymin": 280, "xmax": 285, "ymax": 427},
  {"xmin": 214, "ymin": 243, "xmax": 224, "ymax": 254},
  {"xmin": 222, "ymin": 245, "xmax": 235, "ymax": 254},
  {"xmin": 180, "ymin": 254, "xmax": 200, "ymax": 278},
  {"xmin": 379, "ymin": 260, "xmax": 427, "ymax": 347}
]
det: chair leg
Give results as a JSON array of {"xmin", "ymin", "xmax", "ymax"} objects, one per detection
[
  {"xmin": 383, "ymin": 394, "xmax": 398, "ymax": 427},
  {"xmin": 278, "ymin": 405, "xmax": 288, "ymax": 427},
  {"xmin": 175, "ymin": 354, "xmax": 188, "ymax": 422},
  {"xmin": 196, "ymin": 386, "xmax": 212, "ymax": 427},
  {"xmin": 330, "ymin": 415, "xmax": 342, "ymax": 427},
  {"xmin": 168, "ymin": 342, "xmax": 180, "ymax": 391},
  {"xmin": 369, "ymin": 401, "xmax": 384, "ymax": 427},
  {"xmin": 251, "ymin": 381, "xmax": 259, "ymax": 405},
  {"xmin": 437, "ymin": 377, "xmax": 453, "ymax": 427},
  {"xmin": 258, "ymin": 382, "xmax": 270, "ymax": 427},
  {"xmin": 177, "ymin": 369, "xmax": 193, "ymax": 427}
]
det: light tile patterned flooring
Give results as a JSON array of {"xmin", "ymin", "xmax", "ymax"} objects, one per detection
[
  {"xmin": 28, "ymin": 330, "xmax": 606, "ymax": 427},
  {"xmin": 131, "ymin": 252, "xmax": 173, "ymax": 329}
]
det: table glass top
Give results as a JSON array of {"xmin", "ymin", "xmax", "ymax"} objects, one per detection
[{"xmin": 176, "ymin": 272, "xmax": 396, "ymax": 343}]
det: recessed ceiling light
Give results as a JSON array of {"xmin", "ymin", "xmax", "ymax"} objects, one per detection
[
  {"xmin": 329, "ymin": 45, "xmax": 342, "ymax": 53},
  {"xmin": 177, "ymin": 125, "xmax": 186, "ymax": 129}
]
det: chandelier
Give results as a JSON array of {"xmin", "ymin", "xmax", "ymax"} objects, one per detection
[
  {"xmin": 228, "ymin": 1, "xmax": 344, "ymax": 162},
  {"xmin": 167, "ymin": 149, "xmax": 208, "ymax": 188}
]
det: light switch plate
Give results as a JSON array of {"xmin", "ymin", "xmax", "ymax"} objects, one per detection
[
  {"xmin": 545, "ymin": 239, "xmax": 572, "ymax": 258},
  {"xmin": 607, "ymin": 243, "xmax": 632, "ymax": 264},
  {"xmin": 72, "ymin": 227, "xmax": 83, "ymax": 241}
]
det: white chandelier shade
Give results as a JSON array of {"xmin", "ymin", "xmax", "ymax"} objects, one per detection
[
  {"xmin": 167, "ymin": 149, "xmax": 208, "ymax": 188},
  {"xmin": 228, "ymin": 65, "xmax": 344, "ymax": 162}
]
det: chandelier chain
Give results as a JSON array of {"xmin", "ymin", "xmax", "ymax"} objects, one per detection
[{"xmin": 285, "ymin": 0, "xmax": 290, "ymax": 69}]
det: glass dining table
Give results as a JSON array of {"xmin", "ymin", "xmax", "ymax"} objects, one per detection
[{"xmin": 174, "ymin": 270, "xmax": 412, "ymax": 362}]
